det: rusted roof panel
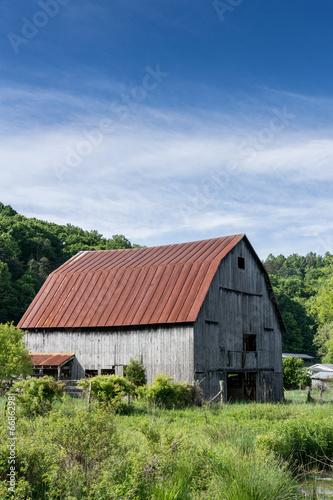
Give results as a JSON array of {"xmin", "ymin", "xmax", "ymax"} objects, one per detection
[
  {"xmin": 18, "ymin": 234, "xmax": 244, "ymax": 329},
  {"xmin": 30, "ymin": 353, "xmax": 74, "ymax": 367}
]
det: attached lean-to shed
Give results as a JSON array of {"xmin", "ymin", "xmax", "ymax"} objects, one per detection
[{"xmin": 18, "ymin": 234, "xmax": 284, "ymax": 401}]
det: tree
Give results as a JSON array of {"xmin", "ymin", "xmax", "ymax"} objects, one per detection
[
  {"xmin": 312, "ymin": 276, "xmax": 333, "ymax": 325},
  {"xmin": 313, "ymin": 322, "xmax": 333, "ymax": 361},
  {"xmin": 273, "ymin": 287, "xmax": 315, "ymax": 354},
  {"xmin": 0, "ymin": 262, "xmax": 15, "ymax": 323},
  {"xmin": 105, "ymin": 234, "xmax": 133, "ymax": 250},
  {"xmin": 282, "ymin": 357, "xmax": 310, "ymax": 390},
  {"xmin": 263, "ymin": 254, "xmax": 286, "ymax": 275},
  {"xmin": 0, "ymin": 323, "xmax": 32, "ymax": 383}
]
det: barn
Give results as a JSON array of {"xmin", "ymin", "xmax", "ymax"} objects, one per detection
[{"xmin": 18, "ymin": 234, "xmax": 284, "ymax": 401}]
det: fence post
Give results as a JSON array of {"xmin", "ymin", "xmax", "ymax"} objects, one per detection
[
  {"xmin": 219, "ymin": 380, "xmax": 224, "ymax": 403},
  {"xmin": 87, "ymin": 382, "xmax": 92, "ymax": 411}
]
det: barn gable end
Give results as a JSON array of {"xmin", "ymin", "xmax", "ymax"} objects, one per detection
[{"xmin": 194, "ymin": 236, "xmax": 283, "ymax": 400}]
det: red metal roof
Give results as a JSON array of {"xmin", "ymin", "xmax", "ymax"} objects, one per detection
[
  {"xmin": 18, "ymin": 235, "xmax": 244, "ymax": 329},
  {"xmin": 30, "ymin": 353, "xmax": 74, "ymax": 367}
]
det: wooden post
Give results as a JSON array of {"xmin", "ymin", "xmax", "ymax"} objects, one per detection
[
  {"xmin": 87, "ymin": 382, "xmax": 92, "ymax": 411},
  {"xmin": 307, "ymin": 389, "xmax": 311, "ymax": 403},
  {"xmin": 219, "ymin": 380, "xmax": 224, "ymax": 404}
]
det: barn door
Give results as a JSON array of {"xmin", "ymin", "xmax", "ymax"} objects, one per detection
[{"xmin": 227, "ymin": 372, "xmax": 257, "ymax": 401}]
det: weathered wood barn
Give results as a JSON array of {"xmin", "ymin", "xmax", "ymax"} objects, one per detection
[{"xmin": 18, "ymin": 234, "xmax": 284, "ymax": 401}]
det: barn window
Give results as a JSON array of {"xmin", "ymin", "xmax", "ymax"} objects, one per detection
[
  {"xmin": 101, "ymin": 368, "xmax": 115, "ymax": 375},
  {"xmin": 243, "ymin": 334, "xmax": 256, "ymax": 351},
  {"xmin": 238, "ymin": 257, "xmax": 245, "ymax": 269},
  {"xmin": 85, "ymin": 369, "xmax": 98, "ymax": 377}
]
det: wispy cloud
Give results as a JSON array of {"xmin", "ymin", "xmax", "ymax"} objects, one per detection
[{"xmin": 1, "ymin": 84, "xmax": 333, "ymax": 258}]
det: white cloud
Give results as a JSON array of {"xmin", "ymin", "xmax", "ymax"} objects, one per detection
[{"xmin": 1, "ymin": 85, "xmax": 333, "ymax": 257}]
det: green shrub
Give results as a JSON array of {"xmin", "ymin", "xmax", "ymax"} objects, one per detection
[
  {"xmin": 136, "ymin": 373, "xmax": 192, "ymax": 409},
  {"xmin": 124, "ymin": 357, "xmax": 147, "ymax": 387},
  {"xmin": 0, "ymin": 478, "xmax": 32, "ymax": 499},
  {"xmin": 8, "ymin": 376, "xmax": 64, "ymax": 416},
  {"xmin": 282, "ymin": 356, "xmax": 309, "ymax": 389},
  {"xmin": 0, "ymin": 406, "xmax": 118, "ymax": 499},
  {"xmin": 78, "ymin": 374, "xmax": 134, "ymax": 408}
]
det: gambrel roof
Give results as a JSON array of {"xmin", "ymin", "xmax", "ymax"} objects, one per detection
[
  {"xmin": 18, "ymin": 234, "xmax": 283, "ymax": 330},
  {"xmin": 18, "ymin": 235, "xmax": 245, "ymax": 329}
]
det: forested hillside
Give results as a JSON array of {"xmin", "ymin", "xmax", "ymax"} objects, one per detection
[
  {"xmin": 263, "ymin": 252, "xmax": 333, "ymax": 360},
  {"xmin": 1, "ymin": 201, "xmax": 333, "ymax": 361},
  {"xmin": 0, "ymin": 202, "xmax": 137, "ymax": 325}
]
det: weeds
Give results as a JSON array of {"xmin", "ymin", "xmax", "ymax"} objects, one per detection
[{"xmin": 0, "ymin": 396, "xmax": 332, "ymax": 498}]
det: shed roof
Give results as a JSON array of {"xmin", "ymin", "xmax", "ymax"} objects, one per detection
[
  {"xmin": 282, "ymin": 353, "xmax": 314, "ymax": 360},
  {"xmin": 311, "ymin": 371, "xmax": 333, "ymax": 380},
  {"xmin": 30, "ymin": 353, "xmax": 74, "ymax": 367},
  {"xmin": 309, "ymin": 364, "xmax": 333, "ymax": 373},
  {"xmin": 18, "ymin": 234, "xmax": 278, "ymax": 330}
]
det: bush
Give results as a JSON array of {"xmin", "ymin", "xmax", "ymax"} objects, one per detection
[
  {"xmin": 282, "ymin": 356, "xmax": 309, "ymax": 389},
  {"xmin": 8, "ymin": 376, "xmax": 65, "ymax": 416},
  {"xmin": 124, "ymin": 357, "xmax": 147, "ymax": 387},
  {"xmin": 0, "ymin": 406, "xmax": 118, "ymax": 499},
  {"xmin": 78, "ymin": 375, "xmax": 134, "ymax": 408},
  {"xmin": 136, "ymin": 373, "xmax": 192, "ymax": 409}
]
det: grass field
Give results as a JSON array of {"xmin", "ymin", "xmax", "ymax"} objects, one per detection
[
  {"xmin": 1, "ymin": 392, "xmax": 333, "ymax": 499},
  {"xmin": 285, "ymin": 388, "xmax": 333, "ymax": 404}
]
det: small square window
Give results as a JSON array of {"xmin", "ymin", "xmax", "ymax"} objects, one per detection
[
  {"xmin": 101, "ymin": 368, "xmax": 115, "ymax": 375},
  {"xmin": 243, "ymin": 334, "xmax": 256, "ymax": 351},
  {"xmin": 238, "ymin": 257, "xmax": 245, "ymax": 269}
]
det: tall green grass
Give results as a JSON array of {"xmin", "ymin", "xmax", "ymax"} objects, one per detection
[{"xmin": 0, "ymin": 396, "xmax": 332, "ymax": 499}]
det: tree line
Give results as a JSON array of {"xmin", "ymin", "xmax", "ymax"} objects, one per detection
[{"xmin": 1, "ymin": 201, "xmax": 333, "ymax": 361}]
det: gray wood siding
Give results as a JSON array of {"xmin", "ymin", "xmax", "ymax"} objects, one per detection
[
  {"xmin": 194, "ymin": 238, "xmax": 283, "ymax": 400},
  {"xmin": 25, "ymin": 325, "xmax": 194, "ymax": 384}
]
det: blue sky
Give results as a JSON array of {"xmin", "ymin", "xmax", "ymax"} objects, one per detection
[{"xmin": 1, "ymin": 1, "xmax": 333, "ymax": 258}]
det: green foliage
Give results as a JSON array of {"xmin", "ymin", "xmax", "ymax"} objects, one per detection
[
  {"xmin": 3, "ymin": 398, "xmax": 330, "ymax": 499},
  {"xmin": 269, "ymin": 276, "xmax": 316, "ymax": 354},
  {"xmin": 136, "ymin": 373, "xmax": 192, "ymax": 409},
  {"xmin": 282, "ymin": 357, "xmax": 310, "ymax": 390},
  {"xmin": 311, "ymin": 275, "xmax": 333, "ymax": 325},
  {"xmin": 124, "ymin": 357, "xmax": 147, "ymax": 387},
  {"xmin": 0, "ymin": 323, "xmax": 32, "ymax": 383},
  {"xmin": 8, "ymin": 376, "xmax": 65, "ymax": 416},
  {"xmin": 78, "ymin": 374, "xmax": 134, "ymax": 407},
  {"xmin": 313, "ymin": 321, "xmax": 333, "ymax": 361},
  {"xmin": 0, "ymin": 202, "xmax": 138, "ymax": 324},
  {"xmin": 263, "ymin": 251, "xmax": 333, "ymax": 356},
  {"xmin": 256, "ymin": 418, "xmax": 333, "ymax": 469}
]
